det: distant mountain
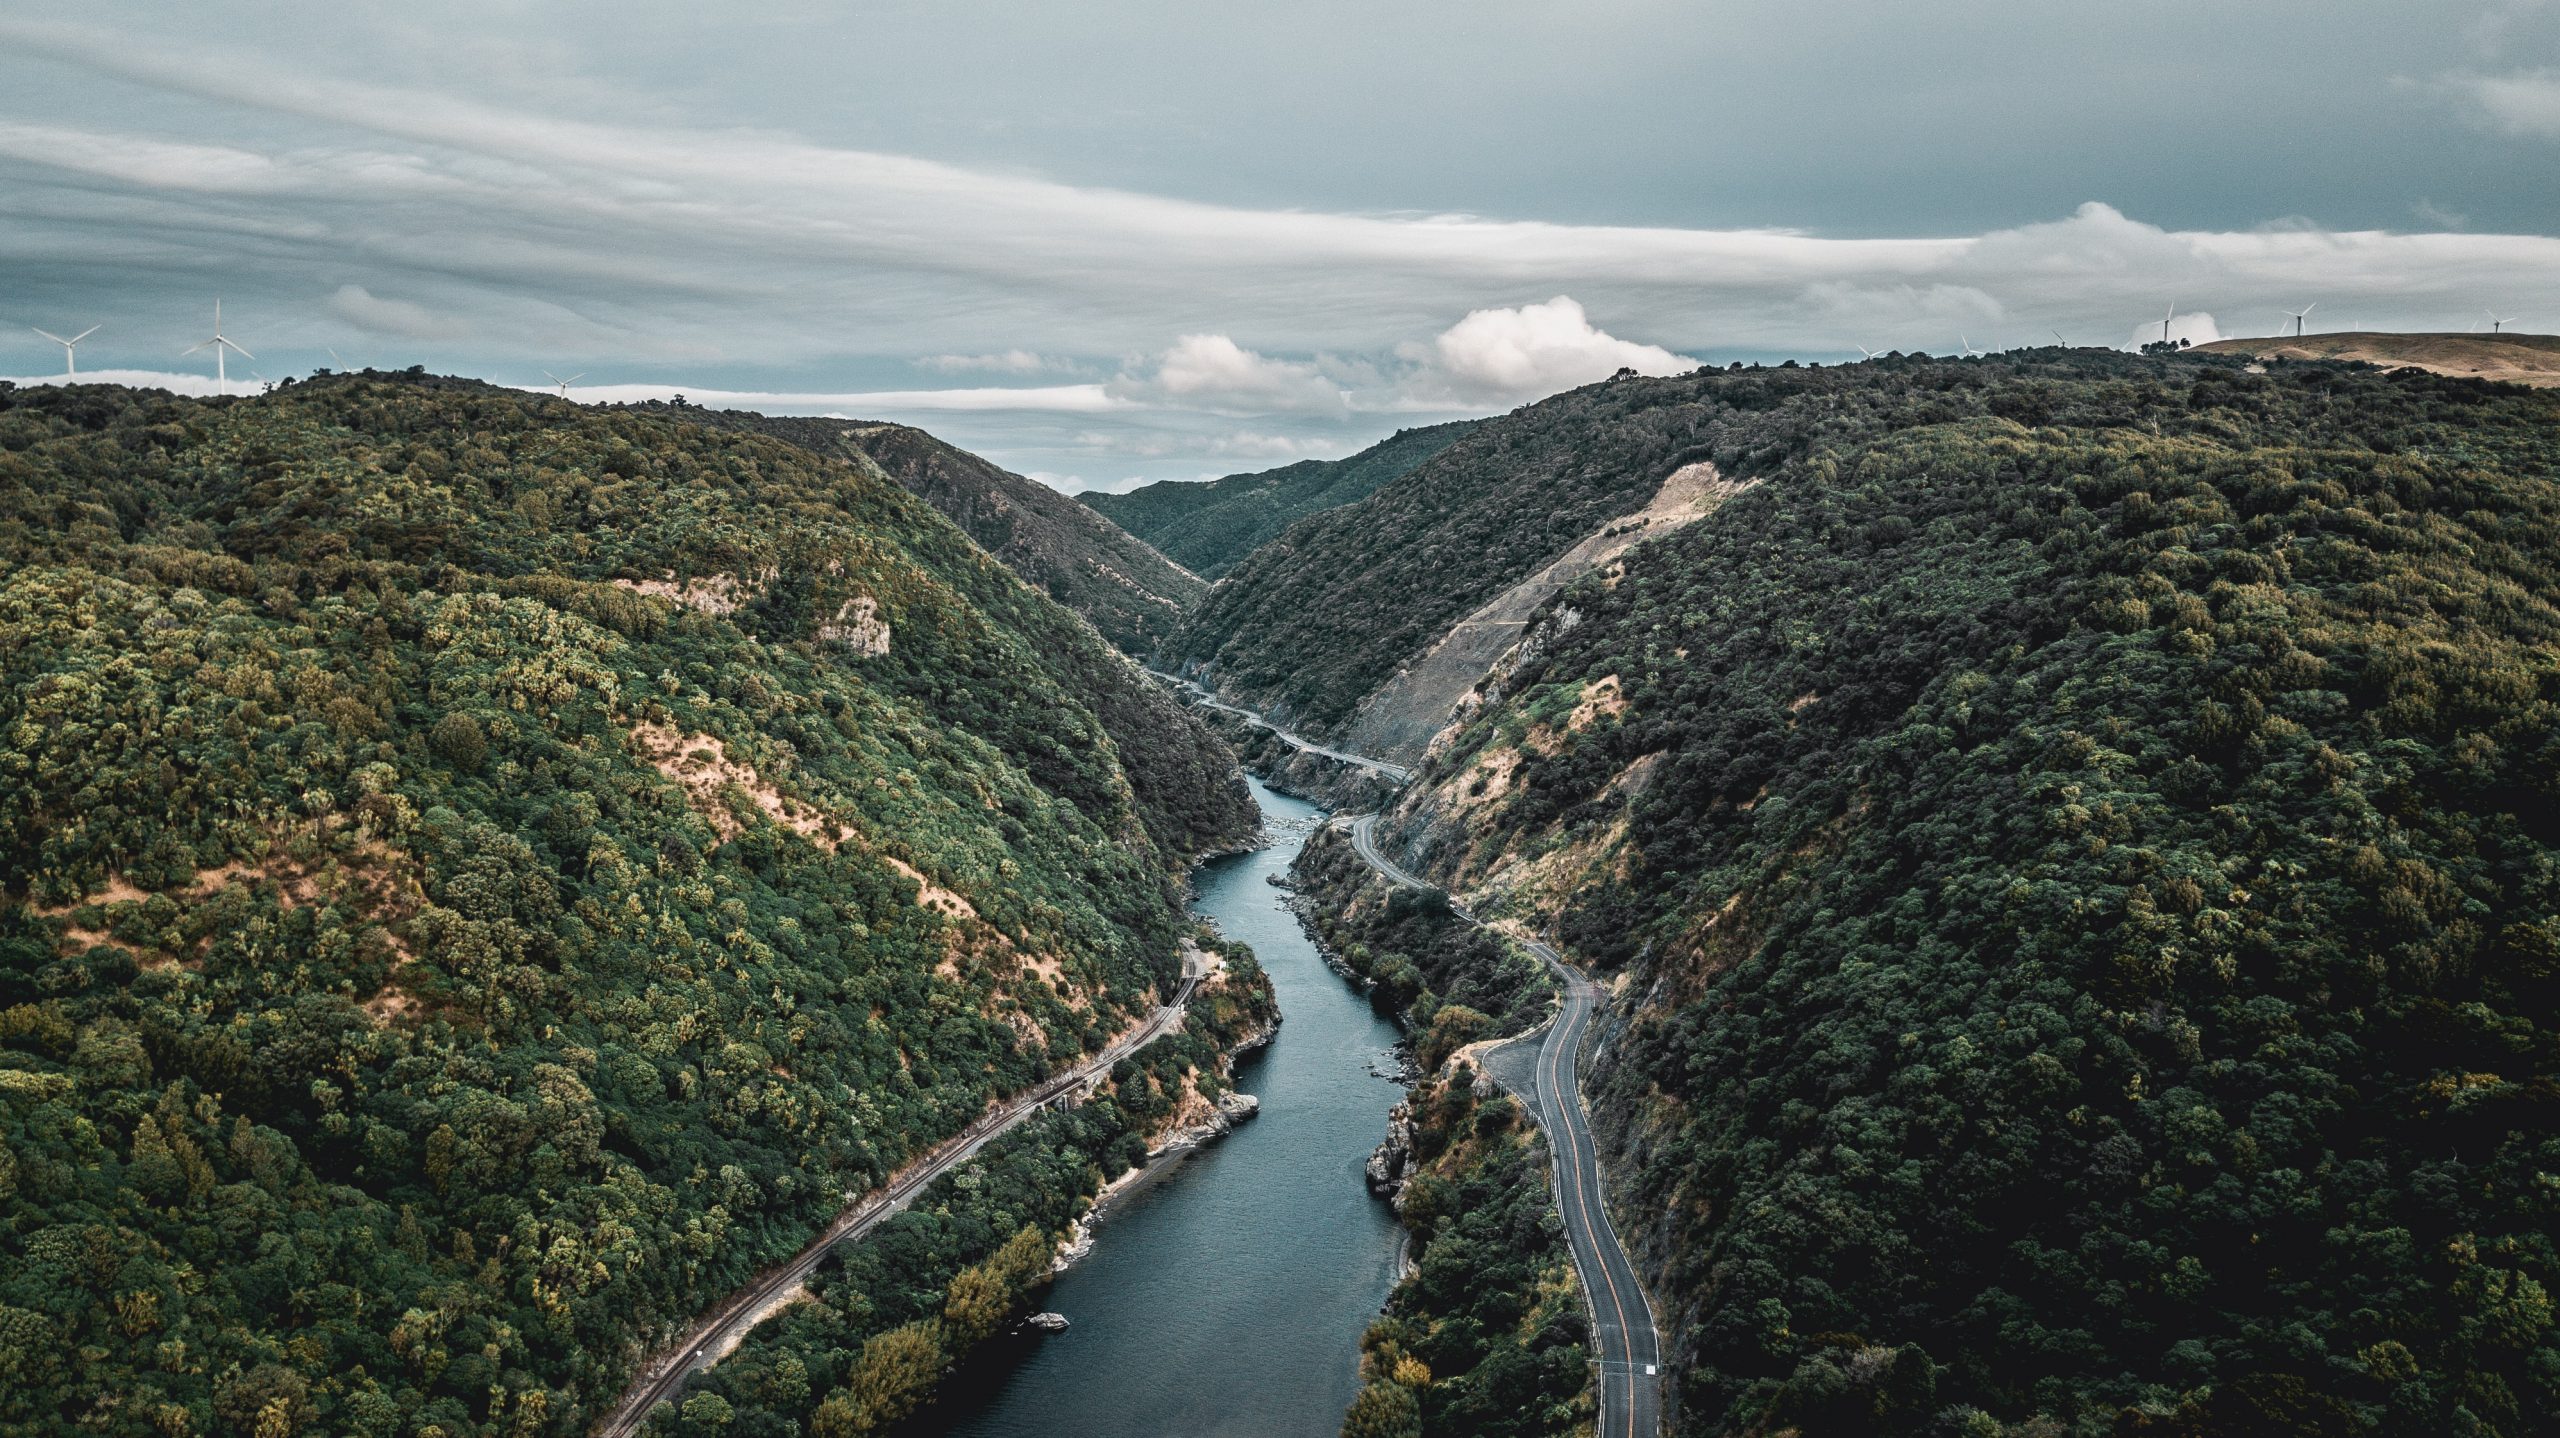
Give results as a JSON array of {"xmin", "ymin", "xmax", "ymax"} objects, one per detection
[
  {"xmin": 2191, "ymin": 329, "xmax": 2560, "ymax": 387},
  {"xmin": 1080, "ymin": 421, "xmax": 1478, "ymax": 581},
  {"xmin": 666, "ymin": 406, "xmax": 1206, "ymax": 653}
]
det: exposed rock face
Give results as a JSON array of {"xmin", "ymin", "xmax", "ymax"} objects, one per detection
[
  {"xmin": 1023, "ymin": 1312, "xmax": 1071, "ymax": 1334},
  {"xmin": 1215, "ymin": 1090, "xmax": 1261, "ymax": 1124},
  {"xmin": 1365, "ymin": 1100, "xmax": 1415, "ymax": 1199}
]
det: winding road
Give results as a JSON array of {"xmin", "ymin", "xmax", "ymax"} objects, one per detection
[
  {"xmin": 1350, "ymin": 814, "xmax": 1663, "ymax": 1438},
  {"xmin": 593, "ymin": 952, "xmax": 1206, "ymax": 1437},
  {"xmin": 1143, "ymin": 668, "xmax": 1415, "ymax": 782}
]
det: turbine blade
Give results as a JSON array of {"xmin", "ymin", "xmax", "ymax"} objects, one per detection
[
  {"xmin": 33, "ymin": 328, "xmax": 65, "ymax": 345},
  {"xmin": 223, "ymin": 339, "xmax": 255, "ymax": 360},
  {"xmin": 71, "ymin": 326, "xmax": 99, "ymax": 343},
  {"xmin": 183, "ymin": 340, "xmax": 212, "ymax": 355}
]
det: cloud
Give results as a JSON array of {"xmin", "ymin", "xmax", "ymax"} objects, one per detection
[
  {"xmin": 327, "ymin": 284, "xmax": 462, "ymax": 339},
  {"xmin": 539, "ymin": 382, "xmax": 1129, "ymax": 413},
  {"xmin": 1401, "ymin": 296, "xmax": 1696, "ymax": 404},
  {"xmin": 7, "ymin": 20, "xmax": 2560, "ymax": 490},
  {"xmin": 1068, "ymin": 428, "xmax": 1340, "ymax": 460},
  {"xmin": 6, "ymin": 368, "xmax": 251, "ymax": 396},
  {"xmin": 1110, "ymin": 334, "xmax": 1346, "ymax": 414},
  {"xmin": 2443, "ymin": 68, "xmax": 2560, "ymax": 138},
  {"xmin": 2413, "ymin": 198, "xmax": 2471, "ymax": 230},
  {"xmin": 916, "ymin": 350, "xmax": 1066, "ymax": 375},
  {"xmin": 2123, "ymin": 311, "xmax": 2224, "ymax": 349}
]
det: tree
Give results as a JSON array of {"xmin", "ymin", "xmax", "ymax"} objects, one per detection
[{"xmin": 1340, "ymin": 1381, "xmax": 1422, "ymax": 1438}]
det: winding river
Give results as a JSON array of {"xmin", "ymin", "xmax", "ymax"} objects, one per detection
[{"xmin": 929, "ymin": 779, "xmax": 1406, "ymax": 1437}]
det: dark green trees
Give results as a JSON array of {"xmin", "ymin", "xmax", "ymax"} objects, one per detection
[
  {"xmin": 1393, "ymin": 354, "xmax": 2560, "ymax": 1435},
  {"xmin": 0, "ymin": 374, "xmax": 1247, "ymax": 1436}
]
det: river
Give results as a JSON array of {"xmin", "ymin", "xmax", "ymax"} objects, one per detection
[{"xmin": 927, "ymin": 779, "xmax": 1407, "ymax": 1438}]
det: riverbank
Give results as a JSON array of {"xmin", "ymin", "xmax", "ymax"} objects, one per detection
[
  {"xmin": 1051, "ymin": 997, "xmax": 1278, "ymax": 1276},
  {"xmin": 928, "ymin": 781, "xmax": 1408, "ymax": 1438},
  {"xmin": 1286, "ymin": 816, "xmax": 1598, "ymax": 1438},
  {"xmin": 609, "ymin": 929, "xmax": 1279, "ymax": 1437}
]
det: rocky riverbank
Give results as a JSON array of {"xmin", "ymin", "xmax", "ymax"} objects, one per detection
[{"xmin": 1051, "ymin": 1006, "xmax": 1276, "ymax": 1275}]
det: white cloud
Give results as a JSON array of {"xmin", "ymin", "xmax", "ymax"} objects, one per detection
[
  {"xmin": 327, "ymin": 284, "xmax": 462, "ymax": 339},
  {"xmin": 6, "ymin": 368, "xmax": 253, "ymax": 395},
  {"xmin": 2444, "ymin": 68, "xmax": 2560, "ymax": 138},
  {"xmin": 1110, "ymin": 334, "xmax": 1347, "ymax": 414},
  {"xmin": 1400, "ymin": 297, "xmax": 1695, "ymax": 404},
  {"xmin": 916, "ymin": 350, "xmax": 1066, "ymax": 375},
  {"xmin": 2124, "ymin": 311, "xmax": 2224, "ymax": 349},
  {"xmin": 1069, "ymin": 428, "xmax": 1339, "ymax": 460},
  {"xmin": 540, "ymin": 382, "xmax": 1129, "ymax": 413},
  {"xmin": 8, "ymin": 21, "xmax": 2560, "ymax": 490}
]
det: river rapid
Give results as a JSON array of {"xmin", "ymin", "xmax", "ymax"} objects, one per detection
[{"xmin": 928, "ymin": 779, "xmax": 1406, "ymax": 1437}]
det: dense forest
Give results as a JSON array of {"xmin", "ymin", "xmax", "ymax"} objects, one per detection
[
  {"xmin": 641, "ymin": 934, "xmax": 1279, "ymax": 1438},
  {"xmin": 664, "ymin": 406, "xmax": 1207, "ymax": 656},
  {"xmin": 1373, "ymin": 353, "xmax": 2560, "ymax": 1435},
  {"xmin": 1081, "ymin": 422, "xmax": 1477, "ymax": 582},
  {"xmin": 0, "ymin": 373, "xmax": 1250, "ymax": 1437}
]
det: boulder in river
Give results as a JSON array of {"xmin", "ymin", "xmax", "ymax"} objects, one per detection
[{"xmin": 1365, "ymin": 1100, "xmax": 1414, "ymax": 1199}]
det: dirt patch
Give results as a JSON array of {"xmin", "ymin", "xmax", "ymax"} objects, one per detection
[
  {"xmin": 613, "ymin": 570, "xmax": 770, "ymax": 615},
  {"xmin": 1602, "ymin": 751, "xmax": 1669, "ymax": 801},
  {"xmin": 33, "ymin": 836, "xmax": 424, "ymax": 998},
  {"xmin": 631, "ymin": 722, "xmax": 846, "ymax": 849},
  {"xmin": 881, "ymin": 856, "xmax": 976, "ymax": 920},
  {"xmin": 1566, "ymin": 675, "xmax": 1626, "ymax": 732}
]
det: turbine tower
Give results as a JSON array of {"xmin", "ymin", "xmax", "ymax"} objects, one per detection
[
  {"xmin": 182, "ymin": 301, "xmax": 253, "ymax": 396},
  {"xmin": 2285, "ymin": 303, "xmax": 2317, "ymax": 337},
  {"xmin": 544, "ymin": 371, "xmax": 586, "ymax": 399},
  {"xmin": 31, "ymin": 324, "xmax": 98, "ymax": 377},
  {"xmin": 2161, "ymin": 302, "xmax": 2177, "ymax": 345}
]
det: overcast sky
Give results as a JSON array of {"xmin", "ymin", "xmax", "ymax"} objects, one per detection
[{"xmin": 5, "ymin": 2, "xmax": 2559, "ymax": 490}]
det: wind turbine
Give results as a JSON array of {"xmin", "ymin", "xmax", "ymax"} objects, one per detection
[
  {"xmin": 544, "ymin": 370, "xmax": 585, "ymax": 400},
  {"xmin": 2487, "ymin": 311, "xmax": 2517, "ymax": 335},
  {"xmin": 2284, "ymin": 303, "xmax": 2317, "ymax": 337},
  {"xmin": 1855, "ymin": 345, "xmax": 1881, "ymax": 361},
  {"xmin": 1959, "ymin": 335, "xmax": 1986, "ymax": 358},
  {"xmin": 31, "ymin": 324, "xmax": 99, "ymax": 377},
  {"xmin": 2160, "ymin": 302, "xmax": 2177, "ymax": 345},
  {"xmin": 2052, "ymin": 330, "xmax": 2070, "ymax": 347},
  {"xmin": 182, "ymin": 300, "xmax": 252, "ymax": 395}
]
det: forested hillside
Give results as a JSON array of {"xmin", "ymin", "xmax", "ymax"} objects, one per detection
[
  {"xmin": 1081, "ymin": 421, "xmax": 1477, "ymax": 581},
  {"xmin": 1374, "ymin": 354, "xmax": 2560, "ymax": 1435},
  {"xmin": 1160, "ymin": 389, "xmax": 1710, "ymax": 733},
  {"xmin": 0, "ymin": 374, "xmax": 1248, "ymax": 1436},
  {"xmin": 666, "ymin": 405, "xmax": 1207, "ymax": 655}
]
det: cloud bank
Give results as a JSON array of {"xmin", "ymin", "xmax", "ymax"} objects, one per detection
[{"xmin": 5, "ymin": 16, "xmax": 2559, "ymax": 486}]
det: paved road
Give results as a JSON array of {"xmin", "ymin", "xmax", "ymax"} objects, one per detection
[
  {"xmin": 1143, "ymin": 668, "xmax": 1415, "ymax": 782},
  {"xmin": 594, "ymin": 953, "xmax": 1206, "ymax": 1437},
  {"xmin": 1350, "ymin": 815, "xmax": 1663, "ymax": 1438}
]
